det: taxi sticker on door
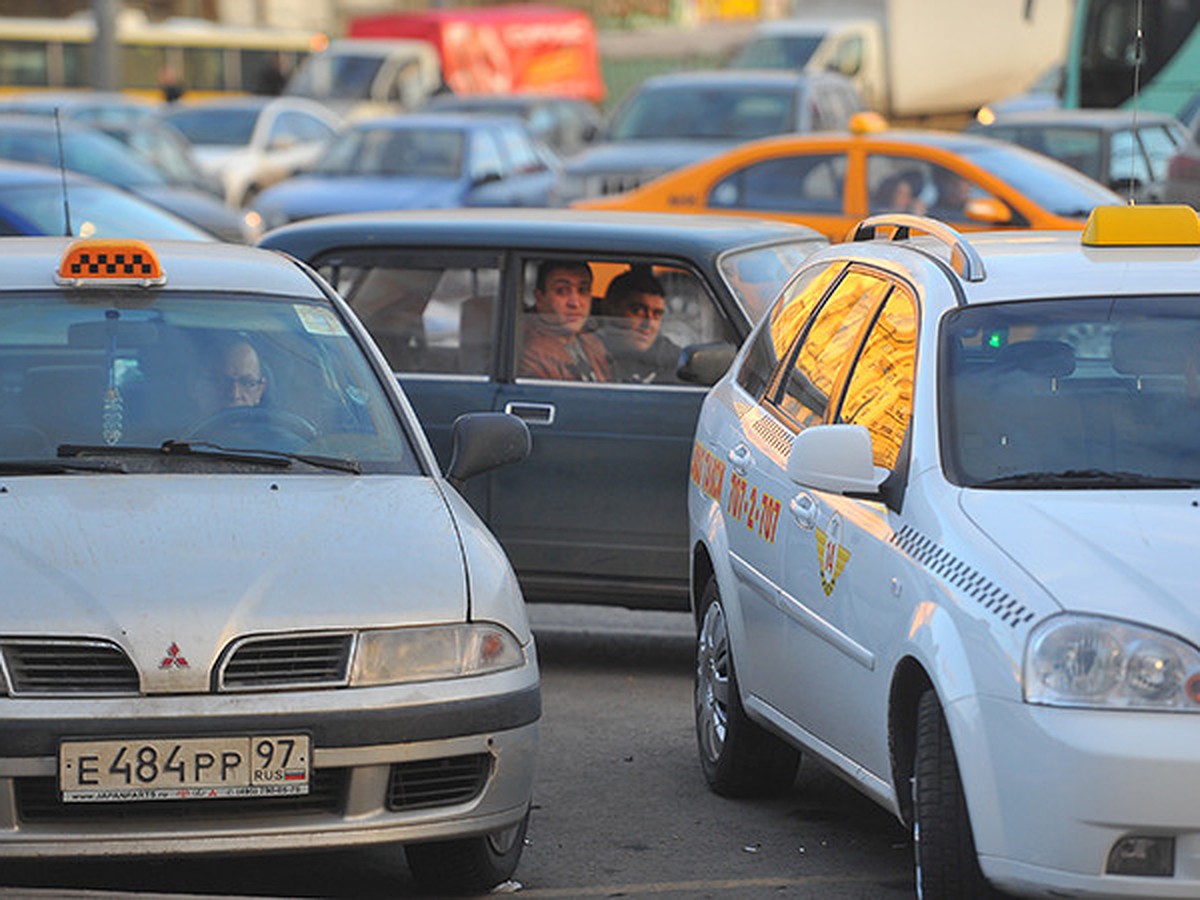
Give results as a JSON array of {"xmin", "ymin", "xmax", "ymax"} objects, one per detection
[
  {"xmin": 816, "ymin": 512, "xmax": 850, "ymax": 596},
  {"xmin": 727, "ymin": 472, "xmax": 782, "ymax": 544},
  {"xmin": 690, "ymin": 441, "xmax": 725, "ymax": 502}
]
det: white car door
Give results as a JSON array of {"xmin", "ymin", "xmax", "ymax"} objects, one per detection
[{"xmin": 777, "ymin": 279, "xmax": 918, "ymax": 772}]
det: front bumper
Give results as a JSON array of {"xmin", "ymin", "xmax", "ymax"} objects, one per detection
[
  {"xmin": 0, "ymin": 674, "xmax": 539, "ymax": 858},
  {"xmin": 955, "ymin": 694, "xmax": 1200, "ymax": 898}
]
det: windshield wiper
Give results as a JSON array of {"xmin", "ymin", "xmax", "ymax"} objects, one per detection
[
  {"xmin": 974, "ymin": 469, "xmax": 1200, "ymax": 489},
  {"xmin": 58, "ymin": 441, "xmax": 362, "ymax": 474},
  {"xmin": 0, "ymin": 458, "xmax": 127, "ymax": 474}
]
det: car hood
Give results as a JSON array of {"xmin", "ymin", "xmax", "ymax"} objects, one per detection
[
  {"xmin": 959, "ymin": 490, "xmax": 1199, "ymax": 629},
  {"xmin": 257, "ymin": 176, "xmax": 465, "ymax": 223},
  {"xmin": 565, "ymin": 139, "xmax": 739, "ymax": 175},
  {"xmin": 133, "ymin": 185, "xmax": 251, "ymax": 243},
  {"xmin": 0, "ymin": 475, "xmax": 467, "ymax": 686}
]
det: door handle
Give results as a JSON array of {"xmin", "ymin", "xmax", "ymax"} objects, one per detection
[
  {"xmin": 789, "ymin": 492, "xmax": 817, "ymax": 530},
  {"xmin": 504, "ymin": 401, "xmax": 556, "ymax": 425},
  {"xmin": 727, "ymin": 443, "xmax": 751, "ymax": 475}
]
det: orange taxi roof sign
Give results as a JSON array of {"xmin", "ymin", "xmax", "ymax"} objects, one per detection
[
  {"xmin": 55, "ymin": 239, "xmax": 166, "ymax": 287},
  {"xmin": 1081, "ymin": 204, "xmax": 1200, "ymax": 247}
]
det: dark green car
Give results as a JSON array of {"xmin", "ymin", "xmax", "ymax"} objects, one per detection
[{"xmin": 261, "ymin": 208, "xmax": 826, "ymax": 609}]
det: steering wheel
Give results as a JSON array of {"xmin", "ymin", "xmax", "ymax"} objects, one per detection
[{"xmin": 184, "ymin": 406, "xmax": 319, "ymax": 449}]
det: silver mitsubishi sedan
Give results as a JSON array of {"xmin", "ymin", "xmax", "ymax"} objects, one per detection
[{"xmin": 0, "ymin": 236, "xmax": 537, "ymax": 894}]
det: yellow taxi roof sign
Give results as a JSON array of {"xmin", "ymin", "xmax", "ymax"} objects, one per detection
[
  {"xmin": 849, "ymin": 111, "xmax": 888, "ymax": 135},
  {"xmin": 55, "ymin": 239, "xmax": 166, "ymax": 287},
  {"xmin": 1081, "ymin": 204, "xmax": 1200, "ymax": 247}
]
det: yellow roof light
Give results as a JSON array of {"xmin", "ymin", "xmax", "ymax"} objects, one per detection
[
  {"xmin": 849, "ymin": 111, "xmax": 888, "ymax": 135},
  {"xmin": 55, "ymin": 239, "xmax": 166, "ymax": 287},
  {"xmin": 1081, "ymin": 204, "xmax": 1200, "ymax": 247}
]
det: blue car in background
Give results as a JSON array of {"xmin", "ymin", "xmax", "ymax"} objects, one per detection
[
  {"xmin": 252, "ymin": 113, "xmax": 561, "ymax": 230},
  {"xmin": 0, "ymin": 160, "xmax": 212, "ymax": 240}
]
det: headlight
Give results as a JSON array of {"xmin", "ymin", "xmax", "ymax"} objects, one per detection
[
  {"xmin": 350, "ymin": 623, "xmax": 525, "ymax": 687},
  {"xmin": 1025, "ymin": 614, "xmax": 1200, "ymax": 710}
]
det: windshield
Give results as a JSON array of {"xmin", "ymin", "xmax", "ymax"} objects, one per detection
[
  {"xmin": 0, "ymin": 129, "xmax": 163, "ymax": 190},
  {"xmin": 609, "ymin": 84, "xmax": 796, "ymax": 141},
  {"xmin": 718, "ymin": 239, "xmax": 828, "ymax": 321},
  {"xmin": 729, "ymin": 35, "xmax": 823, "ymax": 70},
  {"xmin": 956, "ymin": 143, "xmax": 1119, "ymax": 217},
  {"xmin": 287, "ymin": 53, "xmax": 385, "ymax": 102},
  {"xmin": 314, "ymin": 127, "xmax": 464, "ymax": 178},
  {"xmin": 3, "ymin": 183, "xmax": 212, "ymax": 241},
  {"xmin": 162, "ymin": 108, "xmax": 259, "ymax": 147},
  {"xmin": 942, "ymin": 296, "xmax": 1200, "ymax": 488},
  {"xmin": 0, "ymin": 291, "xmax": 416, "ymax": 473}
]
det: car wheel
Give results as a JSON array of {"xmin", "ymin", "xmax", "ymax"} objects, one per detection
[
  {"xmin": 695, "ymin": 576, "xmax": 800, "ymax": 797},
  {"xmin": 404, "ymin": 806, "xmax": 529, "ymax": 895},
  {"xmin": 913, "ymin": 689, "xmax": 1000, "ymax": 899}
]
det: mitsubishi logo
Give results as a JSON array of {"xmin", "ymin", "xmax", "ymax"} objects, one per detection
[{"xmin": 160, "ymin": 642, "xmax": 189, "ymax": 669}]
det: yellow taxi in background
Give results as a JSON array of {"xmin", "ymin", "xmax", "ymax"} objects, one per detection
[{"xmin": 576, "ymin": 114, "xmax": 1123, "ymax": 239}]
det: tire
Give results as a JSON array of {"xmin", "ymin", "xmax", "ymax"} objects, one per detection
[
  {"xmin": 404, "ymin": 806, "xmax": 529, "ymax": 895},
  {"xmin": 694, "ymin": 576, "xmax": 800, "ymax": 797},
  {"xmin": 912, "ymin": 690, "xmax": 1000, "ymax": 899}
]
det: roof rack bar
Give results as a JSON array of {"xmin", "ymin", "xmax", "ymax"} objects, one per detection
[{"xmin": 848, "ymin": 214, "xmax": 986, "ymax": 283}]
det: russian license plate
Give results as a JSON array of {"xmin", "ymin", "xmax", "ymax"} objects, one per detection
[{"xmin": 58, "ymin": 734, "xmax": 310, "ymax": 803}]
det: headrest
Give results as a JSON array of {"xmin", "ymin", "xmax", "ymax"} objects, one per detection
[
  {"xmin": 996, "ymin": 340, "xmax": 1075, "ymax": 378},
  {"xmin": 1111, "ymin": 323, "xmax": 1198, "ymax": 375}
]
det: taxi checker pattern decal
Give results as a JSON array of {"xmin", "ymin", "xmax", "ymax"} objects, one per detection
[
  {"xmin": 891, "ymin": 525, "xmax": 1035, "ymax": 627},
  {"xmin": 815, "ymin": 512, "xmax": 850, "ymax": 596},
  {"xmin": 690, "ymin": 441, "xmax": 782, "ymax": 544}
]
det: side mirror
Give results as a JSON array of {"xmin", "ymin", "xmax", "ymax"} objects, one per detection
[
  {"xmin": 446, "ymin": 412, "xmax": 531, "ymax": 489},
  {"xmin": 786, "ymin": 424, "xmax": 888, "ymax": 496},
  {"xmin": 677, "ymin": 341, "xmax": 737, "ymax": 386},
  {"xmin": 963, "ymin": 196, "xmax": 1011, "ymax": 225}
]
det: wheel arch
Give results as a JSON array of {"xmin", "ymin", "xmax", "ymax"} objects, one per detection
[{"xmin": 888, "ymin": 655, "xmax": 934, "ymax": 829}]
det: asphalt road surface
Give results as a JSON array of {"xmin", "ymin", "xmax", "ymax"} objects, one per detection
[{"xmin": 0, "ymin": 605, "xmax": 915, "ymax": 899}]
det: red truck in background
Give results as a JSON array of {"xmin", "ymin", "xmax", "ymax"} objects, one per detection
[{"xmin": 347, "ymin": 4, "xmax": 606, "ymax": 103}]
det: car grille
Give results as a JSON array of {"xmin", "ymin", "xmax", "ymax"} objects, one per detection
[
  {"xmin": 1, "ymin": 640, "xmax": 139, "ymax": 696},
  {"xmin": 220, "ymin": 633, "xmax": 353, "ymax": 691},
  {"xmin": 15, "ymin": 768, "xmax": 348, "ymax": 823},
  {"xmin": 387, "ymin": 754, "xmax": 491, "ymax": 811},
  {"xmin": 588, "ymin": 172, "xmax": 657, "ymax": 196}
]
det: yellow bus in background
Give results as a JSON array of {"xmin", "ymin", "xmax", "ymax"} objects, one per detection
[{"xmin": 0, "ymin": 9, "xmax": 327, "ymax": 99}]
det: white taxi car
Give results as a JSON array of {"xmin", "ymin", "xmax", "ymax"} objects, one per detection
[
  {"xmin": 0, "ymin": 237, "xmax": 537, "ymax": 894},
  {"xmin": 688, "ymin": 204, "xmax": 1200, "ymax": 898}
]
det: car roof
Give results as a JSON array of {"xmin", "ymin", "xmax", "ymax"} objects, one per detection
[
  {"xmin": 0, "ymin": 237, "xmax": 324, "ymax": 295},
  {"xmin": 350, "ymin": 112, "xmax": 526, "ymax": 130},
  {"xmin": 260, "ymin": 208, "xmax": 825, "ymax": 259},
  {"xmin": 826, "ymin": 209, "xmax": 1200, "ymax": 308},
  {"xmin": 0, "ymin": 159, "xmax": 105, "ymax": 187}
]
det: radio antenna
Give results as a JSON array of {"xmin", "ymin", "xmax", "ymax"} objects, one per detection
[
  {"xmin": 54, "ymin": 107, "xmax": 73, "ymax": 236},
  {"xmin": 1128, "ymin": 0, "xmax": 1144, "ymax": 205}
]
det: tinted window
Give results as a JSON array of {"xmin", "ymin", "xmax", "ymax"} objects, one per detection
[
  {"xmin": 957, "ymin": 143, "xmax": 1120, "ymax": 216},
  {"xmin": 838, "ymin": 287, "xmax": 916, "ymax": 469},
  {"xmin": 609, "ymin": 84, "xmax": 796, "ymax": 140},
  {"xmin": 736, "ymin": 262, "xmax": 842, "ymax": 398},
  {"xmin": 772, "ymin": 270, "xmax": 889, "ymax": 428}
]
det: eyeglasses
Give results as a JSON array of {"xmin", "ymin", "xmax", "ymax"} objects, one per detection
[{"xmin": 210, "ymin": 374, "xmax": 264, "ymax": 391}]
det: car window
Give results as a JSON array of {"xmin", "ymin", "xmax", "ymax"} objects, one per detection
[
  {"xmin": 270, "ymin": 110, "xmax": 328, "ymax": 145},
  {"xmin": 1133, "ymin": 124, "xmax": 1182, "ymax": 181},
  {"xmin": 736, "ymin": 262, "xmax": 843, "ymax": 398},
  {"xmin": 609, "ymin": 85, "xmax": 796, "ymax": 141},
  {"xmin": 718, "ymin": 239, "xmax": 830, "ymax": 322},
  {"xmin": 942, "ymin": 295, "xmax": 1200, "ymax": 487},
  {"xmin": 1108, "ymin": 128, "xmax": 1152, "ymax": 187},
  {"xmin": 769, "ymin": 268, "xmax": 890, "ymax": 429},
  {"xmin": 867, "ymin": 156, "xmax": 999, "ymax": 224},
  {"xmin": 517, "ymin": 257, "xmax": 735, "ymax": 385},
  {"xmin": 315, "ymin": 255, "xmax": 502, "ymax": 377},
  {"xmin": 836, "ymin": 286, "xmax": 916, "ymax": 469},
  {"xmin": 709, "ymin": 152, "xmax": 846, "ymax": 214},
  {"xmin": 0, "ymin": 290, "xmax": 416, "ymax": 471}
]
